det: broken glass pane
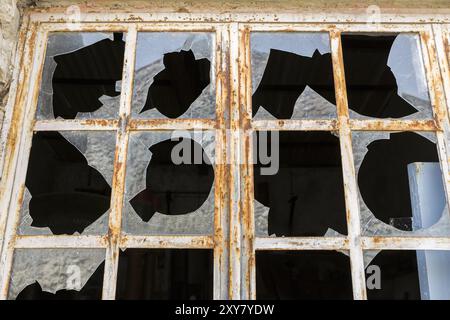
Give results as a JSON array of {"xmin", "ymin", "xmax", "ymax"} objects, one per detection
[
  {"xmin": 364, "ymin": 250, "xmax": 450, "ymax": 300},
  {"xmin": 123, "ymin": 131, "xmax": 215, "ymax": 235},
  {"xmin": 116, "ymin": 249, "xmax": 213, "ymax": 299},
  {"xmin": 254, "ymin": 131, "xmax": 347, "ymax": 237},
  {"xmin": 36, "ymin": 32, "xmax": 125, "ymax": 120},
  {"xmin": 342, "ymin": 34, "xmax": 432, "ymax": 119},
  {"xmin": 256, "ymin": 250, "xmax": 352, "ymax": 299},
  {"xmin": 353, "ymin": 131, "xmax": 450, "ymax": 236},
  {"xmin": 132, "ymin": 33, "xmax": 215, "ymax": 119},
  {"xmin": 251, "ymin": 32, "xmax": 337, "ymax": 120},
  {"xmin": 18, "ymin": 131, "xmax": 115, "ymax": 236},
  {"xmin": 9, "ymin": 249, "xmax": 105, "ymax": 300}
]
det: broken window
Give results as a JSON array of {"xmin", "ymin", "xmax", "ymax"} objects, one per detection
[
  {"xmin": 256, "ymin": 251, "xmax": 352, "ymax": 299},
  {"xmin": 341, "ymin": 34, "xmax": 433, "ymax": 119},
  {"xmin": 37, "ymin": 33, "xmax": 125, "ymax": 120},
  {"xmin": 254, "ymin": 131, "xmax": 347, "ymax": 237},
  {"xmin": 352, "ymin": 131, "xmax": 450, "ymax": 235},
  {"xmin": 19, "ymin": 131, "xmax": 115, "ymax": 236},
  {"xmin": 116, "ymin": 249, "xmax": 213, "ymax": 299},
  {"xmin": 9, "ymin": 249, "xmax": 105, "ymax": 300},
  {"xmin": 123, "ymin": 131, "xmax": 215, "ymax": 235},
  {"xmin": 251, "ymin": 33, "xmax": 337, "ymax": 119},
  {"xmin": 364, "ymin": 250, "xmax": 450, "ymax": 300},
  {"xmin": 132, "ymin": 33, "xmax": 215, "ymax": 119},
  {"xmin": 1, "ymin": 15, "xmax": 450, "ymax": 301}
]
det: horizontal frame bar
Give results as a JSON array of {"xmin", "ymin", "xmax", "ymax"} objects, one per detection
[
  {"xmin": 252, "ymin": 119, "xmax": 337, "ymax": 131},
  {"xmin": 349, "ymin": 119, "xmax": 438, "ymax": 131},
  {"xmin": 255, "ymin": 237, "xmax": 350, "ymax": 251},
  {"xmin": 13, "ymin": 235, "xmax": 214, "ymax": 249},
  {"xmin": 15, "ymin": 235, "xmax": 107, "ymax": 248},
  {"xmin": 129, "ymin": 119, "xmax": 217, "ymax": 131},
  {"xmin": 120, "ymin": 235, "xmax": 214, "ymax": 249},
  {"xmin": 361, "ymin": 237, "xmax": 450, "ymax": 250},
  {"xmin": 34, "ymin": 119, "xmax": 119, "ymax": 131}
]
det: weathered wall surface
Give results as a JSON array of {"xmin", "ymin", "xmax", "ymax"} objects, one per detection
[{"xmin": 0, "ymin": 0, "xmax": 20, "ymax": 127}]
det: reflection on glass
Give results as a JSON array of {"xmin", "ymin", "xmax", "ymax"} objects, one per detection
[
  {"xmin": 10, "ymin": 249, "xmax": 105, "ymax": 300},
  {"xmin": 352, "ymin": 131, "xmax": 450, "ymax": 235},
  {"xmin": 132, "ymin": 32, "xmax": 215, "ymax": 119},
  {"xmin": 37, "ymin": 32, "xmax": 125, "ymax": 120},
  {"xmin": 342, "ymin": 34, "xmax": 432, "ymax": 119},
  {"xmin": 254, "ymin": 131, "xmax": 347, "ymax": 237},
  {"xmin": 251, "ymin": 32, "xmax": 337, "ymax": 119},
  {"xmin": 19, "ymin": 131, "xmax": 115, "ymax": 236},
  {"xmin": 116, "ymin": 249, "xmax": 213, "ymax": 299},
  {"xmin": 365, "ymin": 250, "xmax": 450, "ymax": 300},
  {"xmin": 123, "ymin": 131, "xmax": 215, "ymax": 235},
  {"xmin": 256, "ymin": 251, "xmax": 352, "ymax": 299}
]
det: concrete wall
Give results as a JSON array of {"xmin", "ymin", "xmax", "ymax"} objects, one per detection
[{"xmin": 0, "ymin": 0, "xmax": 20, "ymax": 127}]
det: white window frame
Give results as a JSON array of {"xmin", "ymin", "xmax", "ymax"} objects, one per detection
[{"xmin": 0, "ymin": 9, "xmax": 449, "ymax": 300}]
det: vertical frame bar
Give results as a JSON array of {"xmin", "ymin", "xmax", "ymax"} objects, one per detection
[
  {"xmin": 102, "ymin": 25, "xmax": 137, "ymax": 300},
  {"xmin": 0, "ymin": 23, "xmax": 48, "ymax": 299},
  {"xmin": 239, "ymin": 25, "xmax": 256, "ymax": 300},
  {"xmin": 213, "ymin": 24, "xmax": 230, "ymax": 300},
  {"xmin": 228, "ymin": 22, "xmax": 242, "ymax": 300},
  {"xmin": 330, "ymin": 30, "xmax": 367, "ymax": 300},
  {"xmin": 432, "ymin": 24, "xmax": 450, "ymax": 126},
  {"xmin": 420, "ymin": 26, "xmax": 450, "ymax": 224}
]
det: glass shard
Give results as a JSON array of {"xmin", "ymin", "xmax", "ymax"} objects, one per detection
[
  {"xmin": 353, "ymin": 131, "xmax": 450, "ymax": 235},
  {"xmin": 342, "ymin": 34, "xmax": 432, "ymax": 119},
  {"xmin": 251, "ymin": 33, "xmax": 336, "ymax": 120},
  {"xmin": 123, "ymin": 131, "xmax": 215, "ymax": 235},
  {"xmin": 132, "ymin": 33, "xmax": 215, "ymax": 119},
  {"xmin": 10, "ymin": 249, "xmax": 105, "ymax": 300},
  {"xmin": 21, "ymin": 131, "xmax": 113, "ymax": 235},
  {"xmin": 37, "ymin": 32, "xmax": 125, "ymax": 120}
]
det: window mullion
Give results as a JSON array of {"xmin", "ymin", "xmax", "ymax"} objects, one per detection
[
  {"xmin": 228, "ymin": 22, "xmax": 242, "ymax": 300},
  {"xmin": 420, "ymin": 26, "xmax": 450, "ymax": 234},
  {"xmin": 330, "ymin": 30, "xmax": 367, "ymax": 300},
  {"xmin": 238, "ymin": 25, "xmax": 256, "ymax": 300},
  {"xmin": 101, "ymin": 25, "xmax": 137, "ymax": 300},
  {"xmin": 213, "ymin": 24, "xmax": 230, "ymax": 300}
]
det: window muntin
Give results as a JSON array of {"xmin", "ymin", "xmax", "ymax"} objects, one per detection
[{"xmin": 0, "ymin": 18, "xmax": 448, "ymax": 301}]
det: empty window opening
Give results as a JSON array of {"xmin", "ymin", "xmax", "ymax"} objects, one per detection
[
  {"xmin": 254, "ymin": 131, "xmax": 347, "ymax": 237},
  {"xmin": 256, "ymin": 251, "xmax": 352, "ymax": 299},
  {"xmin": 116, "ymin": 249, "xmax": 213, "ymax": 300},
  {"xmin": 365, "ymin": 250, "xmax": 450, "ymax": 300},
  {"xmin": 140, "ymin": 49, "xmax": 211, "ymax": 118}
]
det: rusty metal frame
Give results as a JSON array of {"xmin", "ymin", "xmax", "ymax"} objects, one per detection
[
  {"xmin": 238, "ymin": 22, "xmax": 450, "ymax": 300},
  {"xmin": 0, "ymin": 9, "xmax": 449, "ymax": 301}
]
